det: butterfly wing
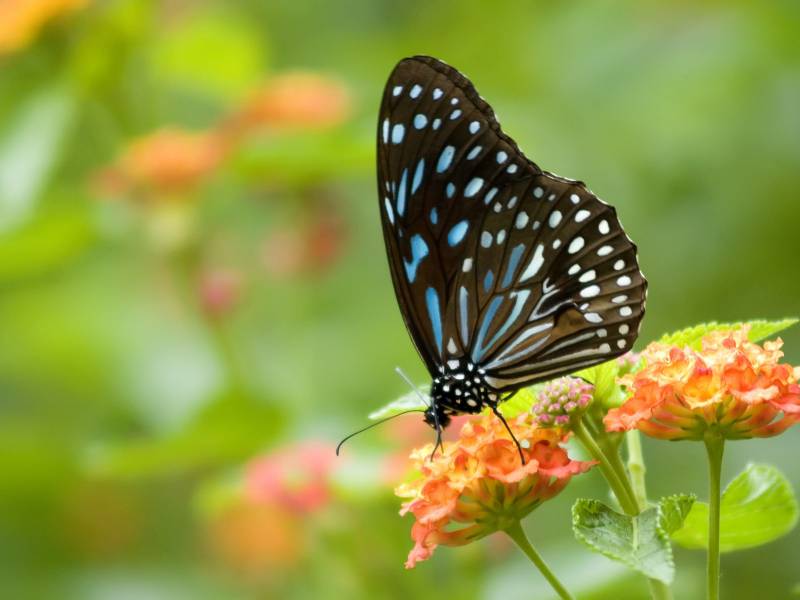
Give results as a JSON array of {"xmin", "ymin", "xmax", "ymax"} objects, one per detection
[{"xmin": 378, "ymin": 56, "xmax": 647, "ymax": 388}]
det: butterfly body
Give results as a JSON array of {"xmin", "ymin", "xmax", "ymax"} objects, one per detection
[
  {"xmin": 425, "ymin": 361, "xmax": 497, "ymax": 429},
  {"xmin": 378, "ymin": 56, "xmax": 647, "ymax": 435}
]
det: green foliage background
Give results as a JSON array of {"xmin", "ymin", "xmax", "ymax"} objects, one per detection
[{"xmin": 0, "ymin": 1, "xmax": 798, "ymax": 598}]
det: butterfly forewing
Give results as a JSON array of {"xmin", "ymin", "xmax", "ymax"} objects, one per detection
[{"xmin": 378, "ymin": 56, "xmax": 646, "ymax": 392}]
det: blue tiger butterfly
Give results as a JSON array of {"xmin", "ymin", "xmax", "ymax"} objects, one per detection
[{"xmin": 365, "ymin": 56, "xmax": 646, "ymax": 457}]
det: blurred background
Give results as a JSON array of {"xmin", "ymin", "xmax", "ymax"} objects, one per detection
[{"xmin": 1, "ymin": 1, "xmax": 798, "ymax": 598}]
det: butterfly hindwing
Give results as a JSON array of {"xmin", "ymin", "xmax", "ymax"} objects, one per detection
[{"xmin": 378, "ymin": 56, "xmax": 646, "ymax": 391}]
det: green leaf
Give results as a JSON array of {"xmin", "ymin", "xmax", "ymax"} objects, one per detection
[
  {"xmin": 572, "ymin": 495, "xmax": 694, "ymax": 584},
  {"xmin": 91, "ymin": 390, "xmax": 286, "ymax": 478},
  {"xmin": 658, "ymin": 319, "xmax": 797, "ymax": 349},
  {"xmin": 672, "ymin": 463, "xmax": 798, "ymax": 552},
  {"xmin": 0, "ymin": 207, "xmax": 95, "ymax": 283},
  {"xmin": 497, "ymin": 387, "xmax": 538, "ymax": 418},
  {"xmin": 575, "ymin": 360, "xmax": 628, "ymax": 408},
  {"xmin": 150, "ymin": 6, "xmax": 266, "ymax": 101},
  {"xmin": 659, "ymin": 494, "xmax": 697, "ymax": 535},
  {"xmin": 0, "ymin": 86, "xmax": 77, "ymax": 230},
  {"xmin": 368, "ymin": 389, "xmax": 429, "ymax": 420}
]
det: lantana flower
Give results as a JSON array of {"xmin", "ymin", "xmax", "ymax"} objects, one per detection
[
  {"xmin": 395, "ymin": 412, "xmax": 593, "ymax": 569},
  {"xmin": 605, "ymin": 326, "xmax": 800, "ymax": 440}
]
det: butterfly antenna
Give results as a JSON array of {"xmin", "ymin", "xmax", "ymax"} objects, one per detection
[
  {"xmin": 394, "ymin": 367, "xmax": 430, "ymax": 407},
  {"xmin": 491, "ymin": 405, "xmax": 526, "ymax": 465},
  {"xmin": 335, "ymin": 409, "xmax": 425, "ymax": 456}
]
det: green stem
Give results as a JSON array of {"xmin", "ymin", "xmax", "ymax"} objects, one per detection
[
  {"xmin": 704, "ymin": 435, "xmax": 725, "ymax": 600},
  {"xmin": 577, "ymin": 421, "xmax": 673, "ymax": 600},
  {"xmin": 574, "ymin": 420, "xmax": 639, "ymax": 515},
  {"xmin": 625, "ymin": 430, "xmax": 648, "ymax": 510},
  {"xmin": 504, "ymin": 521, "xmax": 574, "ymax": 600}
]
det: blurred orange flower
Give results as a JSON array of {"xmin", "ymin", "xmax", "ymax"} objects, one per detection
[
  {"xmin": 228, "ymin": 72, "xmax": 351, "ymax": 133},
  {"xmin": 605, "ymin": 326, "xmax": 800, "ymax": 440},
  {"xmin": 96, "ymin": 127, "xmax": 227, "ymax": 197},
  {"xmin": 246, "ymin": 441, "xmax": 335, "ymax": 514},
  {"xmin": 0, "ymin": 0, "xmax": 87, "ymax": 55},
  {"xmin": 396, "ymin": 413, "xmax": 594, "ymax": 569},
  {"xmin": 262, "ymin": 207, "xmax": 347, "ymax": 277},
  {"xmin": 208, "ymin": 500, "xmax": 303, "ymax": 575}
]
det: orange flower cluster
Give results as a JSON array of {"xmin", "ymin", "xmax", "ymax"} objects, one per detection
[
  {"xmin": 605, "ymin": 326, "xmax": 800, "ymax": 440},
  {"xmin": 103, "ymin": 128, "xmax": 228, "ymax": 197},
  {"xmin": 0, "ymin": 0, "xmax": 87, "ymax": 55},
  {"xmin": 396, "ymin": 413, "xmax": 594, "ymax": 568},
  {"xmin": 95, "ymin": 72, "xmax": 351, "ymax": 199},
  {"xmin": 226, "ymin": 72, "xmax": 351, "ymax": 134}
]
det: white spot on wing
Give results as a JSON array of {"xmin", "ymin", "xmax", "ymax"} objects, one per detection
[
  {"xmin": 580, "ymin": 285, "xmax": 600, "ymax": 298},
  {"xmin": 464, "ymin": 177, "xmax": 484, "ymax": 197},
  {"xmin": 568, "ymin": 237, "xmax": 585, "ymax": 254},
  {"xmin": 391, "ymin": 123, "xmax": 405, "ymax": 144},
  {"xmin": 519, "ymin": 244, "xmax": 545, "ymax": 281}
]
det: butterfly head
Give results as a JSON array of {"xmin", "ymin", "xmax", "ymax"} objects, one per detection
[
  {"xmin": 424, "ymin": 360, "xmax": 496, "ymax": 431},
  {"xmin": 423, "ymin": 404, "xmax": 452, "ymax": 430}
]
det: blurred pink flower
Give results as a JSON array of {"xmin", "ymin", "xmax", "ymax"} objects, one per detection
[
  {"xmin": 246, "ymin": 441, "xmax": 335, "ymax": 513},
  {"xmin": 199, "ymin": 268, "xmax": 243, "ymax": 319}
]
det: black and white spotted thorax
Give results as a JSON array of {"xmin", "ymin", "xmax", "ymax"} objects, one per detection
[{"xmin": 423, "ymin": 360, "xmax": 500, "ymax": 430}]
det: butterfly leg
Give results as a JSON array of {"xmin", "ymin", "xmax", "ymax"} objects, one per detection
[
  {"xmin": 428, "ymin": 400, "xmax": 445, "ymax": 461},
  {"xmin": 490, "ymin": 404, "xmax": 526, "ymax": 465}
]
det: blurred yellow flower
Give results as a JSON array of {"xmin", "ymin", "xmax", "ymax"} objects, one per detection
[{"xmin": 0, "ymin": 0, "xmax": 88, "ymax": 55}]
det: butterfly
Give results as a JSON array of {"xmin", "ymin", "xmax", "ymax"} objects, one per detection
[{"xmin": 377, "ymin": 56, "xmax": 647, "ymax": 455}]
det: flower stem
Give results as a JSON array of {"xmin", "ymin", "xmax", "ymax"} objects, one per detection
[
  {"xmin": 625, "ymin": 430, "xmax": 648, "ymax": 510},
  {"xmin": 504, "ymin": 521, "xmax": 574, "ymax": 600},
  {"xmin": 704, "ymin": 435, "xmax": 725, "ymax": 600},
  {"xmin": 577, "ymin": 420, "xmax": 673, "ymax": 600},
  {"xmin": 574, "ymin": 419, "xmax": 639, "ymax": 515}
]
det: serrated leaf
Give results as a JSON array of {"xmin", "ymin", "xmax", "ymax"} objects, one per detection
[
  {"xmin": 658, "ymin": 494, "xmax": 696, "ymax": 535},
  {"xmin": 659, "ymin": 319, "xmax": 797, "ymax": 349},
  {"xmin": 572, "ymin": 497, "xmax": 690, "ymax": 584},
  {"xmin": 497, "ymin": 387, "xmax": 538, "ymax": 418},
  {"xmin": 368, "ymin": 389, "xmax": 429, "ymax": 420},
  {"xmin": 672, "ymin": 463, "xmax": 798, "ymax": 552}
]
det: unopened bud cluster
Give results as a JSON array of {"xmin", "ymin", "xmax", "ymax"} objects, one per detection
[{"xmin": 532, "ymin": 377, "xmax": 594, "ymax": 428}]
